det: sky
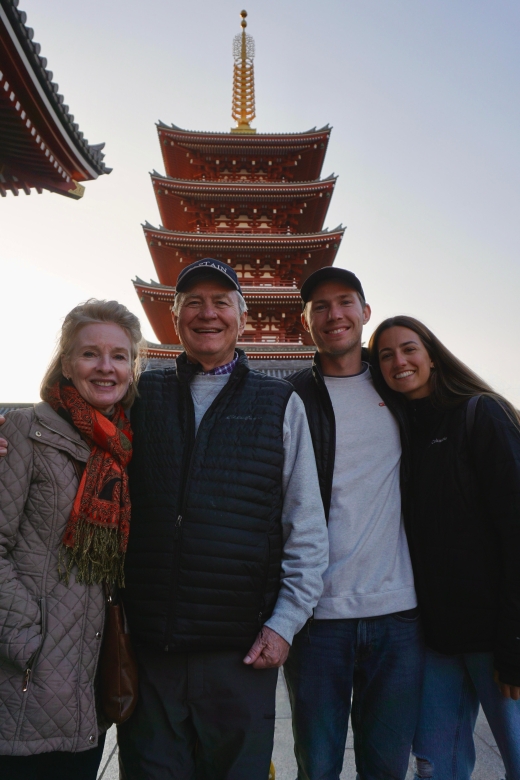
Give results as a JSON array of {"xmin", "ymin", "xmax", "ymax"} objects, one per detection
[{"xmin": 1, "ymin": 0, "xmax": 519, "ymax": 403}]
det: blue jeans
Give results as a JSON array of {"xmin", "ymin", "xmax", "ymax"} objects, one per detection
[
  {"xmin": 413, "ymin": 648, "xmax": 520, "ymax": 780},
  {"xmin": 284, "ymin": 612, "xmax": 424, "ymax": 780}
]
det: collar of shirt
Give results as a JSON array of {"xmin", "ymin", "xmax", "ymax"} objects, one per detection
[{"xmin": 197, "ymin": 352, "xmax": 239, "ymax": 376}]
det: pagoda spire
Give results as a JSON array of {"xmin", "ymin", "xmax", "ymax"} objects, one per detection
[{"xmin": 231, "ymin": 10, "xmax": 256, "ymax": 134}]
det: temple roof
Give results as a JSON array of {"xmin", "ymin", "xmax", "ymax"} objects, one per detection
[
  {"xmin": 157, "ymin": 121, "xmax": 331, "ymax": 138},
  {"xmin": 0, "ymin": 0, "xmax": 110, "ymax": 197},
  {"xmin": 158, "ymin": 123, "xmax": 330, "ymax": 182},
  {"xmin": 134, "ymin": 278, "xmax": 305, "ymax": 301},
  {"xmin": 150, "ymin": 172, "xmax": 337, "ymax": 234},
  {"xmin": 143, "ymin": 223, "xmax": 344, "ymax": 248},
  {"xmin": 144, "ymin": 343, "xmax": 315, "ymax": 362},
  {"xmin": 151, "ymin": 171, "xmax": 336, "ymax": 194},
  {"xmin": 142, "ymin": 223, "xmax": 344, "ymax": 287}
]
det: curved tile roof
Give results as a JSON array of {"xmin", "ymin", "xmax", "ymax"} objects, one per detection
[{"xmin": 0, "ymin": 0, "xmax": 110, "ymax": 175}]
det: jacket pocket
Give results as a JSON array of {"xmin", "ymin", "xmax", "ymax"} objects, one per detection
[{"xmin": 22, "ymin": 596, "xmax": 46, "ymax": 693}]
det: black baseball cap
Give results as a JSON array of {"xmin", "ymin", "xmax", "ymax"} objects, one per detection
[
  {"xmin": 176, "ymin": 258, "xmax": 243, "ymax": 295},
  {"xmin": 300, "ymin": 267, "xmax": 365, "ymax": 306}
]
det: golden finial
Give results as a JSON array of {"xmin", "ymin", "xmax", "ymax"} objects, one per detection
[{"xmin": 231, "ymin": 9, "xmax": 256, "ymax": 134}]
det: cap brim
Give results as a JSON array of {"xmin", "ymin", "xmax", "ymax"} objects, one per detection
[
  {"xmin": 300, "ymin": 267, "xmax": 364, "ymax": 304},
  {"xmin": 176, "ymin": 267, "xmax": 240, "ymax": 293}
]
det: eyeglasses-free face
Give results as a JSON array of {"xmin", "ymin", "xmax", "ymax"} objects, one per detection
[
  {"xmin": 377, "ymin": 326, "xmax": 434, "ymax": 400},
  {"xmin": 61, "ymin": 323, "xmax": 133, "ymax": 415}
]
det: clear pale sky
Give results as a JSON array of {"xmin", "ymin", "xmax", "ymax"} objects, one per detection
[{"xmin": 1, "ymin": 0, "xmax": 519, "ymax": 403}]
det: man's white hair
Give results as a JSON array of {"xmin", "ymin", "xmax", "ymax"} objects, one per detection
[{"xmin": 172, "ymin": 289, "xmax": 248, "ymax": 318}]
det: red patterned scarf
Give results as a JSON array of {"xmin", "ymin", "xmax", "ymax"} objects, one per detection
[{"xmin": 47, "ymin": 382, "xmax": 133, "ymax": 586}]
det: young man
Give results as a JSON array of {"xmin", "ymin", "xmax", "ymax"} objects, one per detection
[{"xmin": 284, "ymin": 266, "xmax": 424, "ymax": 780}]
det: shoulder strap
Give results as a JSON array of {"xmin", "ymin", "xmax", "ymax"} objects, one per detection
[{"xmin": 465, "ymin": 395, "xmax": 482, "ymax": 441}]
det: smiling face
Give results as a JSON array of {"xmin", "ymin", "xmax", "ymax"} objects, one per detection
[
  {"xmin": 377, "ymin": 326, "xmax": 434, "ymax": 400},
  {"xmin": 302, "ymin": 280, "xmax": 371, "ymax": 360},
  {"xmin": 173, "ymin": 278, "xmax": 247, "ymax": 370},
  {"xmin": 61, "ymin": 322, "xmax": 133, "ymax": 415}
]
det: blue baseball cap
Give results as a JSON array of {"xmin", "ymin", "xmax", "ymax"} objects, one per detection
[{"xmin": 175, "ymin": 258, "xmax": 243, "ymax": 295}]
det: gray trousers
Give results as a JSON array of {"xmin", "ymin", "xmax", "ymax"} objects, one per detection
[{"xmin": 117, "ymin": 646, "xmax": 278, "ymax": 780}]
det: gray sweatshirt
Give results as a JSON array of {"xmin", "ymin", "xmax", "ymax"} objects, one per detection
[
  {"xmin": 314, "ymin": 366, "xmax": 417, "ymax": 619},
  {"xmin": 190, "ymin": 373, "xmax": 329, "ymax": 644}
]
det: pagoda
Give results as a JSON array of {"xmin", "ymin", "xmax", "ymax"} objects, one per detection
[
  {"xmin": 135, "ymin": 11, "xmax": 344, "ymax": 373},
  {"xmin": 0, "ymin": 0, "xmax": 110, "ymax": 198}
]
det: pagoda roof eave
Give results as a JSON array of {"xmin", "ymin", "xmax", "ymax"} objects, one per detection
[
  {"xmin": 134, "ymin": 279, "xmax": 305, "ymax": 300},
  {"xmin": 142, "ymin": 225, "xmax": 345, "ymax": 248},
  {"xmin": 144, "ymin": 343, "xmax": 315, "ymax": 361},
  {"xmin": 150, "ymin": 172, "xmax": 337, "ymax": 195},
  {"xmin": 0, "ymin": 0, "xmax": 110, "ymax": 178},
  {"xmin": 156, "ymin": 122, "xmax": 331, "ymax": 141}
]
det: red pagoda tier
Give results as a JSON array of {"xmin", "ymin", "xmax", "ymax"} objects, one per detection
[
  {"xmin": 134, "ymin": 11, "xmax": 345, "ymax": 371},
  {"xmin": 0, "ymin": 0, "xmax": 110, "ymax": 198}
]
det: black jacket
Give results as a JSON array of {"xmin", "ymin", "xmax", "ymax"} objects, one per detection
[
  {"xmin": 407, "ymin": 395, "xmax": 520, "ymax": 685},
  {"xmin": 287, "ymin": 349, "xmax": 406, "ymax": 520},
  {"xmin": 124, "ymin": 350, "xmax": 293, "ymax": 653}
]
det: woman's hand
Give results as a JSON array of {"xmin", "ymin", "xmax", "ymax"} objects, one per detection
[
  {"xmin": 0, "ymin": 415, "xmax": 7, "ymax": 457},
  {"xmin": 494, "ymin": 669, "xmax": 520, "ymax": 700}
]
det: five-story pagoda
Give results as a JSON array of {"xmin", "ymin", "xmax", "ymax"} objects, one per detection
[{"xmin": 134, "ymin": 11, "xmax": 345, "ymax": 374}]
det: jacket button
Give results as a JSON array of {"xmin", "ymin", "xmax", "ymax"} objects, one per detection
[
  {"xmin": 95, "ymin": 632, "xmax": 102, "ymax": 639},
  {"xmin": 89, "ymin": 735, "xmax": 95, "ymax": 744},
  {"xmin": 35, "ymin": 431, "xmax": 42, "ymax": 437}
]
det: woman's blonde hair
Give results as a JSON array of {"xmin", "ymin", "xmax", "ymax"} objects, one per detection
[
  {"xmin": 369, "ymin": 315, "xmax": 520, "ymax": 423},
  {"xmin": 41, "ymin": 299, "xmax": 146, "ymax": 409}
]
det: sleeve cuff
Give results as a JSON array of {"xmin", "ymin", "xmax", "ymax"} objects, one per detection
[{"xmin": 264, "ymin": 593, "xmax": 312, "ymax": 645}]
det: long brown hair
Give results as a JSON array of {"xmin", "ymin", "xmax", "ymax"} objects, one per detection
[
  {"xmin": 41, "ymin": 299, "xmax": 146, "ymax": 409},
  {"xmin": 368, "ymin": 315, "xmax": 520, "ymax": 422}
]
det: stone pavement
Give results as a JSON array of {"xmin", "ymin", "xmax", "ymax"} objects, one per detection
[{"xmin": 97, "ymin": 672, "xmax": 506, "ymax": 780}]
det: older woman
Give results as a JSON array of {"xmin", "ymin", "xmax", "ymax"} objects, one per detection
[
  {"xmin": 369, "ymin": 315, "xmax": 520, "ymax": 780},
  {"xmin": 0, "ymin": 299, "xmax": 143, "ymax": 780}
]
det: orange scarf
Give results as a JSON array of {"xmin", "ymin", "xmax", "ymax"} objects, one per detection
[{"xmin": 48, "ymin": 382, "xmax": 133, "ymax": 586}]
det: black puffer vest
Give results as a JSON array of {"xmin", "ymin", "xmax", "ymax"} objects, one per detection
[{"xmin": 124, "ymin": 351, "xmax": 293, "ymax": 653}]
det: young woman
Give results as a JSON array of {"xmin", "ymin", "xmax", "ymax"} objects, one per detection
[
  {"xmin": 0, "ymin": 300, "xmax": 144, "ymax": 780},
  {"xmin": 369, "ymin": 315, "xmax": 520, "ymax": 780}
]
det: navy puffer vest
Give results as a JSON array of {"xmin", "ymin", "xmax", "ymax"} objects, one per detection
[{"xmin": 124, "ymin": 351, "xmax": 293, "ymax": 653}]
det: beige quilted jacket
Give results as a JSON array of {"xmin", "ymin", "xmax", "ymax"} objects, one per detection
[{"xmin": 0, "ymin": 403, "xmax": 106, "ymax": 756}]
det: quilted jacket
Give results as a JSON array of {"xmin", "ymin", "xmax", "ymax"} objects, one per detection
[{"xmin": 0, "ymin": 403, "xmax": 106, "ymax": 756}]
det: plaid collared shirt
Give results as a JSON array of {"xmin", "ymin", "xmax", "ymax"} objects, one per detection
[{"xmin": 198, "ymin": 352, "xmax": 239, "ymax": 376}]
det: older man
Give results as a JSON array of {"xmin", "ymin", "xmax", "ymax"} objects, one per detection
[{"xmin": 117, "ymin": 258, "xmax": 328, "ymax": 780}]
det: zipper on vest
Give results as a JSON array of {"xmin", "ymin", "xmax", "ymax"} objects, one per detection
[
  {"xmin": 165, "ymin": 368, "xmax": 248, "ymax": 647},
  {"xmin": 164, "ymin": 386, "xmax": 196, "ymax": 648}
]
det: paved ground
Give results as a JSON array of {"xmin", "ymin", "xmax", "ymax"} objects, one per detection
[{"xmin": 97, "ymin": 672, "xmax": 506, "ymax": 779}]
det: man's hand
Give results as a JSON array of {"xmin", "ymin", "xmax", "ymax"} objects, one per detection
[
  {"xmin": 243, "ymin": 626, "xmax": 290, "ymax": 669},
  {"xmin": 494, "ymin": 669, "xmax": 520, "ymax": 700},
  {"xmin": 0, "ymin": 415, "xmax": 7, "ymax": 457}
]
